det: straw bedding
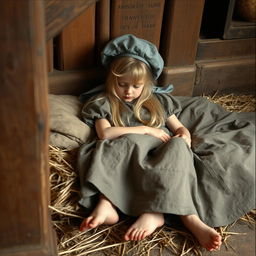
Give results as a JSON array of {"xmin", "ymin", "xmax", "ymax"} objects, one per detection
[{"xmin": 49, "ymin": 94, "xmax": 255, "ymax": 256}]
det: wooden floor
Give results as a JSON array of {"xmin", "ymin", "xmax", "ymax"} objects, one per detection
[
  {"xmin": 133, "ymin": 221, "xmax": 256, "ymax": 256},
  {"xmin": 160, "ymin": 220, "xmax": 255, "ymax": 256},
  {"xmin": 203, "ymin": 220, "xmax": 255, "ymax": 256}
]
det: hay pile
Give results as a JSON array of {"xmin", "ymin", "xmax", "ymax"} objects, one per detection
[
  {"xmin": 204, "ymin": 93, "xmax": 256, "ymax": 112},
  {"xmin": 49, "ymin": 94, "xmax": 255, "ymax": 256}
]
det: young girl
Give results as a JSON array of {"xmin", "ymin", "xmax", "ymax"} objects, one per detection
[{"xmin": 78, "ymin": 34, "xmax": 255, "ymax": 252}]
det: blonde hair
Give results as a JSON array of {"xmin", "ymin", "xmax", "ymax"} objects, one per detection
[{"xmin": 105, "ymin": 57, "xmax": 165, "ymax": 127}]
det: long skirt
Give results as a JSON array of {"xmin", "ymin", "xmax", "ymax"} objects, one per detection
[{"xmin": 78, "ymin": 97, "xmax": 255, "ymax": 227}]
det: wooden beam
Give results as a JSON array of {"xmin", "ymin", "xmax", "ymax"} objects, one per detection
[
  {"xmin": 194, "ymin": 57, "xmax": 256, "ymax": 95},
  {"xmin": 197, "ymin": 38, "xmax": 256, "ymax": 61},
  {"xmin": 0, "ymin": 0, "xmax": 57, "ymax": 255},
  {"xmin": 48, "ymin": 69, "xmax": 106, "ymax": 95},
  {"xmin": 45, "ymin": 0, "xmax": 98, "ymax": 40}
]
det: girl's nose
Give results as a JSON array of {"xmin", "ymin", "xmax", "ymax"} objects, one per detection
[{"xmin": 125, "ymin": 86, "xmax": 132, "ymax": 94}]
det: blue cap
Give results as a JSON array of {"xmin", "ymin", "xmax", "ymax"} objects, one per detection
[{"xmin": 101, "ymin": 34, "xmax": 164, "ymax": 79}]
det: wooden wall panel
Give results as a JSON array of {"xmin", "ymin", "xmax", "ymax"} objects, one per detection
[
  {"xmin": 160, "ymin": 0, "xmax": 205, "ymax": 67},
  {"xmin": 95, "ymin": 0, "xmax": 110, "ymax": 64},
  {"xmin": 0, "ymin": 0, "xmax": 56, "ymax": 255},
  {"xmin": 110, "ymin": 0, "xmax": 165, "ymax": 48},
  {"xmin": 56, "ymin": 4, "xmax": 96, "ymax": 70},
  {"xmin": 197, "ymin": 38, "xmax": 256, "ymax": 61},
  {"xmin": 193, "ymin": 57, "xmax": 255, "ymax": 95},
  {"xmin": 45, "ymin": 0, "xmax": 98, "ymax": 40},
  {"xmin": 47, "ymin": 0, "xmax": 255, "ymax": 97},
  {"xmin": 48, "ymin": 68, "xmax": 106, "ymax": 95}
]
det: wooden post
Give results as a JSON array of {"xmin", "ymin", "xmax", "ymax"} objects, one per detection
[
  {"xmin": 159, "ymin": 0, "xmax": 205, "ymax": 96},
  {"xmin": 0, "ymin": 1, "xmax": 57, "ymax": 255},
  {"xmin": 160, "ymin": 0, "xmax": 205, "ymax": 66}
]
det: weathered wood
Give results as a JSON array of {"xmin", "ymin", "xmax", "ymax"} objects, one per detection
[
  {"xmin": 224, "ymin": 20, "xmax": 256, "ymax": 39},
  {"xmin": 197, "ymin": 38, "xmax": 256, "ymax": 61},
  {"xmin": 56, "ymin": 5, "xmax": 96, "ymax": 70},
  {"xmin": 47, "ymin": 39, "xmax": 54, "ymax": 72},
  {"xmin": 95, "ymin": 0, "xmax": 110, "ymax": 64},
  {"xmin": 194, "ymin": 57, "xmax": 256, "ymax": 95},
  {"xmin": 158, "ymin": 66, "xmax": 196, "ymax": 96},
  {"xmin": 160, "ymin": 0, "xmax": 205, "ymax": 66},
  {"xmin": 45, "ymin": 0, "xmax": 98, "ymax": 40},
  {"xmin": 48, "ymin": 69, "xmax": 106, "ymax": 95},
  {"xmin": 0, "ymin": 1, "xmax": 57, "ymax": 255},
  {"xmin": 110, "ymin": 0, "xmax": 165, "ymax": 48}
]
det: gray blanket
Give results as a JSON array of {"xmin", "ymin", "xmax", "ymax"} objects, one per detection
[{"xmin": 78, "ymin": 96, "xmax": 255, "ymax": 227}]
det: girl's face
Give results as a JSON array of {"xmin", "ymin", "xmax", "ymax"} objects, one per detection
[{"xmin": 115, "ymin": 76, "xmax": 145, "ymax": 102}]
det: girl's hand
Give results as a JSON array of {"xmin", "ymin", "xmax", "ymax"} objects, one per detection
[
  {"xmin": 145, "ymin": 127, "xmax": 171, "ymax": 143},
  {"xmin": 172, "ymin": 134, "xmax": 191, "ymax": 148}
]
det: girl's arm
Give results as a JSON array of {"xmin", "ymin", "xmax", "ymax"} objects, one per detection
[
  {"xmin": 95, "ymin": 118, "xmax": 171, "ymax": 142},
  {"xmin": 166, "ymin": 114, "xmax": 191, "ymax": 147}
]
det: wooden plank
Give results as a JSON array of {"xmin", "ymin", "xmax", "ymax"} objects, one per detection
[
  {"xmin": 224, "ymin": 20, "xmax": 256, "ymax": 39},
  {"xmin": 47, "ymin": 39, "xmax": 54, "ymax": 72},
  {"xmin": 0, "ymin": 248, "xmax": 56, "ymax": 256},
  {"xmin": 95, "ymin": 0, "xmax": 110, "ymax": 64},
  {"xmin": 110, "ymin": 0, "xmax": 165, "ymax": 48},
  {"xmin": 0, "ymin": 0, "xmax": 57, "ymax": 255},
  {"xmin": 160, "ymin": 0, "xmax": 205, "ymax": 66},
  {"xmin": 56, "ymin": 5, "xmax": 96, "ymax": 70},
  {"xmin": 194, "ymin": 57, "xmax": 256, "ymax": 95},
  {"xmin": 48, "ymin": 69, "xmax": 106, "ymax": 95},
  {"xmin": 158, "ymin": 66, "xmax": 196, "ymax": 96},
  {"xmin": 45, "ymin": 0, "xmax": 98, "ymax": 40},
  {"xmin": 197, "ymin": 38, "xmax": 256, "ymax": 60}
]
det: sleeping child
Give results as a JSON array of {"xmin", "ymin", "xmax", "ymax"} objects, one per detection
[{"xmin": 77, "ymin": 34, "xmax": 255, "ymax": 251}]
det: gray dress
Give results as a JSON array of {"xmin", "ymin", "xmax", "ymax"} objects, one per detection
[{"xmin": 78, "ymin": 94, "xmax": 255, "ymax": 227}]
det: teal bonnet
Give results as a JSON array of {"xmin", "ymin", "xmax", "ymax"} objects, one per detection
[{"xmin": 101, "ymin": 34, "xmax": 164, "ymax": 80}]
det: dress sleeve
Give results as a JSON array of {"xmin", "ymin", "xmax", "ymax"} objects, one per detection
[
  {"xmin": 155, "ymin": 93, "xmax": 182, "ymax": 118},
  {"xmin": 81, "ymin": 96, "xmax": 112, "ymax": 128}
]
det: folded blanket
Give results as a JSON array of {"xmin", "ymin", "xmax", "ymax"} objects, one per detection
[{"xmin": 49, "ymin": 94, "xmax": 94, "ymax": 150}]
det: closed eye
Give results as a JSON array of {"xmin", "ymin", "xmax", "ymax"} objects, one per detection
[
  {"xmin": 134, "ymin": 84, "xmax": 143, "ymax": 89},
  {"xmin": 118, "ymin": 82, "xmax": 127, "ymax": 87}
]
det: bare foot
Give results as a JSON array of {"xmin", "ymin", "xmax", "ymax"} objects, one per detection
[
  {"xmin": 80, "ymin": 195, "xmax": 119, "ymax": 232},
  {"xmin": 181, "ymin": 215, "xmax": 222, "ymax": 251},
  {"xmin": 124, "ymin": 212, "xmax": 164, "ymax": 241}
]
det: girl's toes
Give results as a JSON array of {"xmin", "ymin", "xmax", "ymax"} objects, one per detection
[
  {"xmin": 131, "ymin": 229, "xmax": 139, "ymax": 240},
  {"xmin": 124, "ymin": 228, "xmax": 133, "ymax": 241},
  {"xmin": 207, "ymin": 245, "xmax": 215, "ymax": 251},
  {"xmin": 135, "ymin": 230, "xmax": 143, "ymax": 241},
  {"xmin": 213, "ymin": 241, "xmax": 220, "ymax": 247},
  {"xmin": 80, "ymin": 217, "xmax": 93, "ymax": 231},
  {"xmin": 138, "ymin": 230, "xmax": 146, "ymax": 240}
]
